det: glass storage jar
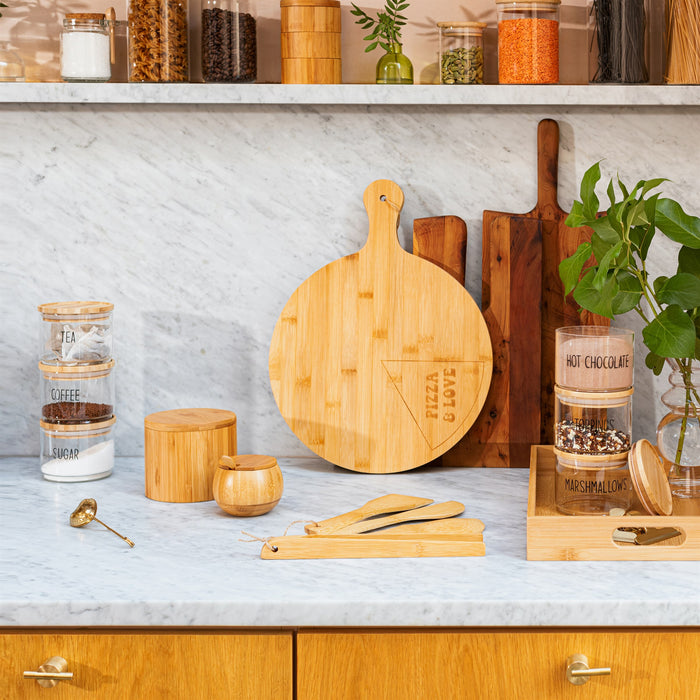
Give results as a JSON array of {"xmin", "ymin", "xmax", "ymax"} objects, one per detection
[
  {"xmin": 61, "ymin": 13, "xmax": 111, "ymax": 82},
  {"xmin": 554, "ymin": 448, "xmax": 632, "ymax": 515},
  {"xmin": 438, "ymin": 21, "xmax": 486, "ymax": 85},
  {"xmin": 38, "ymin": 301, "xmax": 113, "ymax": 365},
  {"xmin": 39, "ymin": 360, "xmax": 115, "ymax": 424},
  {"xmin": 496, "ymin": 0, "xmax": 560, "ymax": 84},
  {"xmin": 40, "ymin": 416, "xmax": 115, "ymax": 482},
  {"xmin": 0, "ymin": 41, "xmax": 25, "ymax": 82},
  {"xmin": 128, "ymin": 0, "xmax": 189, "ymax": 82},
  {"xmin": 587, "ymin": 0, "xmax": 649, "ymax": 84},
  {"xmin": 555, "ymin": 326, "xmax": 634, "ymax": 392},
  {"xmin": 555, "ymin": 387, "xmax": 632, "ymax": 455},
  {"xmin": 202, "ymin": 0, "xmax": 256, "ymax": 82}
]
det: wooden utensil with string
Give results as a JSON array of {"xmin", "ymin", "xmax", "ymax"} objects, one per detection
[{"xmin": 269, "ymin": 179, "xmax": 493, "ymax": 473}]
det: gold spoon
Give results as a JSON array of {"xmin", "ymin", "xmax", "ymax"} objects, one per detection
[{"xmin": 69, "ymin": 498, "xmax": 135, "ymax": 547}]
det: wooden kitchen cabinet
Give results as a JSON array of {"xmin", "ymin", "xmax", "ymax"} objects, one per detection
[
  {"xmin": 1, "ymin": 630, "xmax": 292, "ymax": 700},
  {"xmin": 297, "ymin": 628, "xmax": 700, "ymax": 700}
]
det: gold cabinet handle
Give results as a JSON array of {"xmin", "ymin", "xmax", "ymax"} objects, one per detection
[
  {"xmin": 566, "ymin": 654, "xmax": 611, "ymax": 686},
  {"xmin": 23, "ymin": 656, "xmax": 73, "ymax": 688}
]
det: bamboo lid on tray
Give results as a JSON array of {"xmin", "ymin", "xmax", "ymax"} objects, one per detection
[{"xmin": 628, "ymin": 439, "xmax": 673, "ymax": 516}]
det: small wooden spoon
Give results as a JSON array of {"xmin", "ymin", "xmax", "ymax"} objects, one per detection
[
  {"xmin": 305, "ymin": 494, "xmax": 434, "ymax": 535},
  {"xmin": 334, "ymin": 501, "xmax": 465, "ymax": 535}
]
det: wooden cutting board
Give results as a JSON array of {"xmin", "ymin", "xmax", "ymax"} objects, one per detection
[
  {"xmin": 269, "ymin": 180, "xmax": 493, "ymax": 473},
  {"xmin": 416, "ymin": 120, "xmax": 608, "ymax": 468}
]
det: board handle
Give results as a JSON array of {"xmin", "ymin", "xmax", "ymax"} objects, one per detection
[
  {"xmin": 363, "ymin": 179, "xmax": 405, "ymax": 255},
  {"xmin": 536, "ymin": 118, "xmax": 561, "ymax": 215}
]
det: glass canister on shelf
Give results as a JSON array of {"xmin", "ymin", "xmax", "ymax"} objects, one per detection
[
  {"xmin": 437, "ymin": 21, "xmax": 486, "ymax": 85},
  {"xmin": 496, "ymin": 0, "xmax": 560, "ymax": 84},
  {"xmin": 128, "ymin": 0, "xmax": 189, "ymax": 82},
  {"xmin": 588, "ymin": 0, "xmax": 649, "ymax": 84},
  {"xmin": 0, "ymin": 42, "xmax": 25, "ymax": 82},
  {"xmin": 60, "ymin": 13, "xmax": 111, "ymax": 82},
  {"xmin": 202, "ymin": 0, "xmax": 256, "ymax": 82},
  {"xmin": 666, "ymin": 0, "xmax": 700, "ymax": 84}
]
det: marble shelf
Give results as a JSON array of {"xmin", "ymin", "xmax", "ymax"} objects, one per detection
[
  {"xmin": 3, "ymin": 82, "xmax": 700, "ymax": 106},
  {"xmin": 2, "ymin": 456, "xmax": 700, "ymax": 628}
]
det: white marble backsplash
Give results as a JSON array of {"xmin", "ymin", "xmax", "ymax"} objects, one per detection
[{"xmin": 0, "ymin": 104, "xmax": 694, "ymax": 458}]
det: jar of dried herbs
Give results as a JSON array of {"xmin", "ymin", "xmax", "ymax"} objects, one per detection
[
  {"xmin": 496, "ymin": 0, "xmax": 560, "ymax": 84},
  {"xmin": 128, "ymin": 0, "xmax": 189, "ymax": 81},
  {"xmin": 588, "ymin": 0, "xmax": 649, "ymax": 84},
  {"xmin": 437, "ymin": 21, "xmax": 486, "ymax": 85}
]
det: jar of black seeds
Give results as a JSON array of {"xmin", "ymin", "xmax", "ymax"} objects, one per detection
[{"xmin": 201, "ymin": 0, "xmax": 256, "ymax": 82}]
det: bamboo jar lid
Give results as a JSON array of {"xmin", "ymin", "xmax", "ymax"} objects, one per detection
[
  {"xmin": 144, "ymin": 408, "xmax": 237, "ymax": 503},
  {"xmin": 38, "ymin": 301, "xmax": 114, "ymax": 316},
  {"xmin": 628, "ymin": 439, "xmax": 673, "ymax": 516}
]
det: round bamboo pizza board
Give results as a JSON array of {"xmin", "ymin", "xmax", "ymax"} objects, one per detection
[{"xmin": 269, "ymin": 179, "xmax": 493, "ymax": 472}]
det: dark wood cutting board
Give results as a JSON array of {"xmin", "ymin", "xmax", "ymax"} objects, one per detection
[{"xmin": 415, "ymin": 119, "xmax": 608, "ymax": 467}]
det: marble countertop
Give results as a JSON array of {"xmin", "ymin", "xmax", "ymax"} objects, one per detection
[
  {"xmin": 5, "ymin": 83, "xmax": 700, "ymax": 105},
  {"xmin": 2, "ymin": 456, "xmax": 699, "ymax": 628}
]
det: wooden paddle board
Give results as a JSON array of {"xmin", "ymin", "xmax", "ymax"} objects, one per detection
[{"xmin": 269, "ymin": 180, "xmax": 493, "ymax": 473}]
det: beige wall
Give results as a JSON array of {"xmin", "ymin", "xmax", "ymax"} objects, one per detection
[{"xmin": 0, "ymin": 0, "xmax": 664, "ymax": 83}]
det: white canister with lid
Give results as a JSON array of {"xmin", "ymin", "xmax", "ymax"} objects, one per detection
[{"xmin": 61, "ymin": 13, "xmax": 111, "ymax": 82}]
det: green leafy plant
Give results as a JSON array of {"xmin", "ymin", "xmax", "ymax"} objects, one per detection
[
  {"xmin": 560, "ymin": 162, "xmax": 700, "ymax": 464},
  {"xmin": 0, "ymin": 3, "xmax": 7, "ymax": 18},
  {"xmin": 350, "ymin": 0, "xmax": 409, "ymax": 53}
]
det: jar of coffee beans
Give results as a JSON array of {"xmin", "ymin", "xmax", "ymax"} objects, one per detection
[
  {"xmin": 437, "ymin": 21, "xmax": 486, "ymax": 85},
  {"xmin": 202, "ymin": 0, "xmax": 256, "ymax": 83},
  {"xmin": 128, "ymin": 0, "xmax": 190, "ymax": 81}
]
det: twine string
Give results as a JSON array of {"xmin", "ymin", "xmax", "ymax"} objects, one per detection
[{"xmin": 239, "ymin": 520, "xmax": 317, "ymax": 553}]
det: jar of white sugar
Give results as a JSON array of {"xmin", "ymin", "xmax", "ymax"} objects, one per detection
[
  {"xmin": 61, "ymin": 13, "xmax": 111, "ymax": 82},
  {"xmin": 40, "ymin": 416, "xmax": 115, "ymax": 482}
]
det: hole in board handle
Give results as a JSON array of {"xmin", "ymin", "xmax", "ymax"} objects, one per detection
[
  {"xmin": 380, "ymin": 194, "xmax": 387, "ymax": 201},
  {"xmin": 611, "ymin": 525, "xmax": 686, "ymax": 547}
]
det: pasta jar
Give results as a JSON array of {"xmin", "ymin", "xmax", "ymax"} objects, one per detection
[
  {"xmin": 496, "ymin": 0, "xmax": 560, "ymax": 84},
  {"xmin": 555, "ymin": 387, "xmax": 632, "ymax": 456},
  {"xmin": 588, "ymin": 0, "xmax": 649, "ymax": 84},
  {"xmin": 438, "ymin": 21, "xmax": 486, "ymax": 85},
  {"xmin": 128, "ymin": 0, "xmax": 189, "ymax": 82},
  {"xmin": 554, "ymin": 448, "xmax": 632, "ymax": 515},
  {"xmin": 39, "ymin": 360, "xmax": 115, "ymax": 424},
  {"xmin": 40, "ymin": 416, "xmax": 116, "ymax": 482},
  {"xmin": 61, "ymin": 13, "xmax": 111, "ymax": 82},
  {"xmin": 202, "ymin": 0, "xmax": 257, "ymax": 82},
  {"xmin": 38, "ymin": 301, "xmax": 113, "ymax": 365}
]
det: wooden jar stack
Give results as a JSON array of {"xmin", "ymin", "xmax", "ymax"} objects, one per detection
[{"xmin": 281, "ymin": 0, "xmax": 341, "ymax": 84}]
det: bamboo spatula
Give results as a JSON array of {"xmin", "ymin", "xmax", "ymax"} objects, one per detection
[{"xmin": 305, "ymin": 494, "xmax": 434, "ymax": 535}]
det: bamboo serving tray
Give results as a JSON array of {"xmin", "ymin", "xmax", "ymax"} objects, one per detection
[{"xmin": 527, "ymin": 445, "xmax": 700, "ymax": 561}]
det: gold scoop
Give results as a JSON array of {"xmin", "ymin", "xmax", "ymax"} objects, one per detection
[{"xmin": 69, "ymin": 498, "xmax": 135, "ymax": 547}]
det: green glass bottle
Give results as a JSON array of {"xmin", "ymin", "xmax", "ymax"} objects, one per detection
[{"xmin": 376, "ymin": 42, "xmax": 413, "ymax": 84}]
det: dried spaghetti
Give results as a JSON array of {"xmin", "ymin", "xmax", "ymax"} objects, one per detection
[
  {"xmin": 666, "ymin": 0, "xmax": 700, "ymax": 84},
  {"xmin": 590, "ymin": 0, "xmax": 648, "ymax": 84}
]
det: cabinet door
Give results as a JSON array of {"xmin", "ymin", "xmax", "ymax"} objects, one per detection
[
  {"xmin": 298, "ymin": 629, "xmax": 699, "ymax": 700},
  {"xmin": 3, "ymin": 631, "xmax": 292, "ymax": 700}
]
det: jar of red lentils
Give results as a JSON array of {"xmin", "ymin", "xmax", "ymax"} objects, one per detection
[{"xmin": 496, "ymin": 0, "xmax": 560, "ymax": 84}]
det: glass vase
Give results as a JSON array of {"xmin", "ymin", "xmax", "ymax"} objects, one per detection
[
  {"xmin": 0, "ymin": 41, "xmax": 25, "ymax": 82},
  {"xmin": 376, "ymin": 42, "xmax": 413, "ymax": 84},
  {"xmin": 656, "ymin": 359, "xmax": 700, "ymax": 498}
]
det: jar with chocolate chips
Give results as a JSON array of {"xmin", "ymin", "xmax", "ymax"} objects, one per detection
[
  {"xmin": 201, "ymin": 0, "xmax": 256, "ymax": 82},
  {"xmin": 128, "ymin": 0, "xmax": 190, "ymax": 81}
]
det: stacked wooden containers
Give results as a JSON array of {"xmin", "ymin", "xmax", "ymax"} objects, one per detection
[
  {"xmin": 281, "ymin": 0, "xmax": 341, "ymax": 83},
  {"xmin": 38, "ymin": 301, "xmax": 116, "ymax": 482},
  {"xmin": 553, "ymin": 327, "xmax": 635, "ymax": 515}
]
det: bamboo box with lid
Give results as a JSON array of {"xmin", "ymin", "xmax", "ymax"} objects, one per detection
[
  {"xmin": 281, "ymin": 0, "xmax": 341, "ymax": 84},
  {"xmin": 144, "ymin": 408, "xmax": 237, "ymax": 503}
]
